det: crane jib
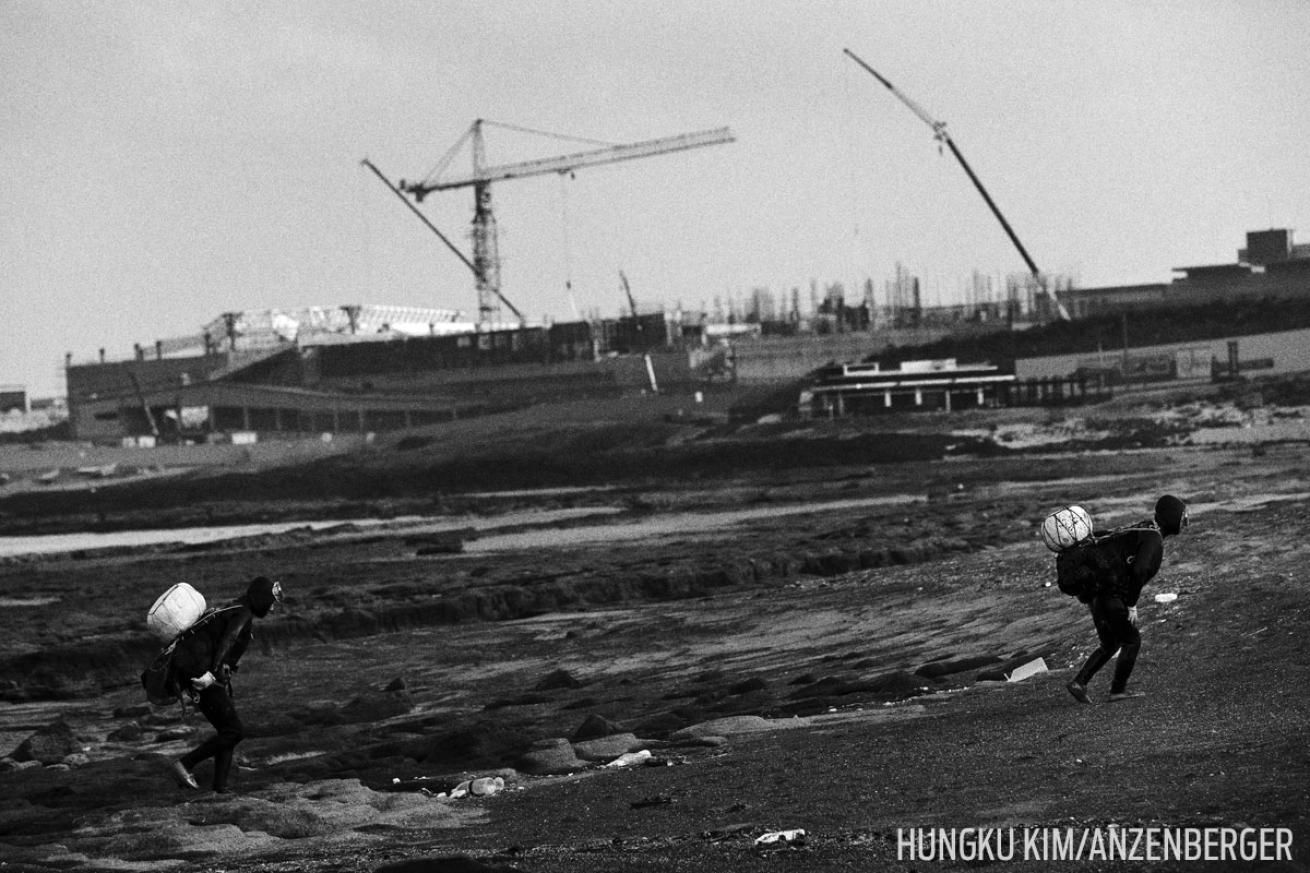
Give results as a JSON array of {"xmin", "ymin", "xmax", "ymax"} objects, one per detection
[
  {"xmin": 380, "ymin": 120, "xmax": 734, "ymax": 326},
  {"xmin": 425, "ymin": 128, "xmax": 735, "ymax": 191}
]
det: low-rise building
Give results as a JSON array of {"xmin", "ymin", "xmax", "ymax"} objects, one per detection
[
  {"xmin": 800, "ymin": 359, "xmax": 1016, "ymax": 416},
  {"xmin": 1061, "ymin": 228, "xmax": 1310, "ymax": 318}
]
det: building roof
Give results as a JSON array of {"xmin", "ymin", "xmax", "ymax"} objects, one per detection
[
  {"xmin": 1265, "ymin": 258, "xmax": 1310, "ymax": 275},
  {"xmin": 1170, "ymin": 263, "xmax": 1253, "ymax": 278}
]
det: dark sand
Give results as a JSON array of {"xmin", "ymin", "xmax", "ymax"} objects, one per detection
[{"xmin": 1, "ymin": 386, "xmax": 1307, "ymax": 872}]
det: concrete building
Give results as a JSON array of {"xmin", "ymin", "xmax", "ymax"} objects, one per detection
[
  {"xmin": 1061, "ymin": 229, "xmax": 1310, "ymax": 318},
  {"xmin": 1015, "ymin": 327, "xmax": 1310, "ymax": 385},
  {"xmin": 0, "ymin": 386, "xmax": 29, "ymax": 415},
  {"xmin": 64, "ymin": 309, "xmax": 712, "ymax": 444}
]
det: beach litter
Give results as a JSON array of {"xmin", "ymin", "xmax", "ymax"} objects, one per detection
[
  {"xmin": 604, "ymin": 749, "xmax": 652, "ymax": 768},
  {"xmin": 756, "ymin": 829, "xmax": 807, "ymax": 845}
]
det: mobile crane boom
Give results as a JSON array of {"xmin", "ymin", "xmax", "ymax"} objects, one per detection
[{"xmin": 843, "ymin": 48, "xmax": 1041, "ymax": 280}]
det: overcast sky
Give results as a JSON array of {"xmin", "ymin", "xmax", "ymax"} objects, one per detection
[{"xmin": 4, "ymin": 1, "xmax": 1309, "ymax": 397}]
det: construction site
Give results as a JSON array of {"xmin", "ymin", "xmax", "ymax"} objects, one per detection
[
  {"xmin": 57, "ymin": 55, "xmax": 1310, "ymax": 446},
  {"xmin": 6, "ymin": 25, "xmax": 1310, "ymax": 873},
  {"xmin": 60, "ymin": 225, "xmax": 1310, "ymax": 448}
]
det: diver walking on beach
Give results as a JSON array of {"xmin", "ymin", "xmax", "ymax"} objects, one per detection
[
  {"xmin": 1066, "ymin": 496, "xmax": 1187, "ymax": 704},
  {"xmin": 167, "ymin": 576, "xmax": 283, "ymax": 793}
]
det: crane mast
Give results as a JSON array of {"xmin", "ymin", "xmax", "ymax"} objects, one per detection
[
  {"xmin": 465, "ymin": 123, "xmax": 503, "ymax": 326},
  {"xmin": 399, "ymin": 120, "xmax": 734, "ymax": 327}
]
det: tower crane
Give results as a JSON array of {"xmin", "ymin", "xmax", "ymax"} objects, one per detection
[
  {"xmin": 843, "ymin": 48, "xmax": 1070, "ymax": 320},
  {"xmin": 391, "ymin": 120, "xmax": 735, "ymax": 327}
]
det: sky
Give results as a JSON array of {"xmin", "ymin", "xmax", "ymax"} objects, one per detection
[{"xmin": 4, "ymin": 1, "xmax": 1309, "ymax": 398}]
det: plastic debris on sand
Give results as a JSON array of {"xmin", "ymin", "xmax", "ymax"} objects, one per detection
[
  {"xmin": 604, "ymin": 750, "xmax": 652, "ymax": 768},
  {"xmin": 756, "ymin": 829, "xmax": 807, "ymax": 845}
]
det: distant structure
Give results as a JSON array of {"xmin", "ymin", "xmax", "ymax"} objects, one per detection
[
  {"xmin": 0, "ymin": 385, "xmax": 29, "ymax": 415},
  {"xmin": 63, "ymin": 306, "xmax": 723, "ymax": 444},
  {"xmin": 62, "ymin": 228, "xmax": 1310, "ymax": 442},
  {"xmin": 199, "ymin": 302, "xmax": 471, "ymax": 351},
  {"xmin": 800, "ymin": 359, "xmax": 1016, "ymax": 417},
  {"xmin": 0, "ymin": 392, "xmax": 66, "ymax": 435},
  {"xmin": 379, "ymin": 120, "xmax": 734, "ymax": 325},
  {"xmin": 1062, "ymin": 229, "xmax": 1310, "ymax": 318}
]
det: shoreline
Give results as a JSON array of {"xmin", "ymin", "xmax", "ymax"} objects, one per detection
[{"xmin": 0, "ymin": 393, "xmax": 1307, "ymax": 871}]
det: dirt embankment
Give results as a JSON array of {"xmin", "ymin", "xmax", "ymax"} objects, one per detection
[{"xmin": 10, "ymin": 371, "xmax": 1308, "ymax": 534}]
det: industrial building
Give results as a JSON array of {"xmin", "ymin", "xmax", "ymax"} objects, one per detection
[
  {"xmin": 1061, "ymin": 229, "xmax": 1310, "ymax": 318},
  {"xmin": 0, "ymin": 386, "xmax": 29, "ymax": 415},
  {"xmin": 62, "ymin": 226, "xmax": 1310, "ymax": 441},
  {"xmin": 63, "ymin": 305, "xmax": 726, "ymax": 444}
]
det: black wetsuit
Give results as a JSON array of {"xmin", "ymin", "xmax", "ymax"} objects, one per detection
[
  {"xmin": 1073, "ymin": 523, "xmax": 1164, "ymax": 694},
  {"xmin": 172, "ymin": 577, "xmax": 278, "ymax": 792}
]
